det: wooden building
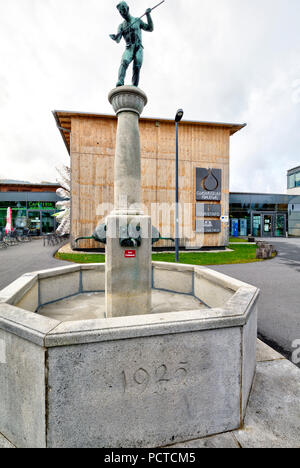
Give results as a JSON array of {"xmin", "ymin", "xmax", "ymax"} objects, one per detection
[
  {"xmin": 53, "ymin": 111, "xmax": 245, "ymax": 250},
  {"xmin": 0, "ymin": 181, "xmax": 59, "ymax": 193}
]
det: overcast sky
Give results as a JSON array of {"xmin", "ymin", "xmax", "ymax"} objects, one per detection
[{"xmin": 1, "ymin": 0, "xmax": 300, "ymax": 193}]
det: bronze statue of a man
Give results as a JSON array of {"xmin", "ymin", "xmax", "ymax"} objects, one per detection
[{"xmin": 110, "ymin": 2, "xmax": 154, "ymax": 88}]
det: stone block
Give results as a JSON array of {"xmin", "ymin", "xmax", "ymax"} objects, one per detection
[
  {"xmin": 106, "ymin": 215, "xmax": 152, "ymax": 318},
  {"xmin": 153, "ymin": 265, "xmax": 193, "ymax": 295},
  {"xmin": 15, "ymin": 282, "xmax": 39, "ymax": 312},
  {"xmin": 0, "ymin": 273, "xmax": 37, "ymax": 306},
  {"xmin": 171, "ymin": 432, "xmax": 239, "ymax": 448},
  {"xmin": 46, "ymin": 327, "xmax": 242, "ymax": 448},
  {"xmin": 0, "ymin": 329, "xmax": 46, "ymax": 448},
  {"xmin": 39, "ymin": 272, "xmax": 80, "ymax": 306},
  {"xmin": 0, "ymin": 303, "xmax": 60, "ymax": 347},
  {"xmin": 82, "ymin": 268, "xmax": 105, "ymax": 293},
  {"xmin": 194, "ymin": 271, "xmax": 234, "ymax": 308},
  {"xmin": 242, "ymin": 306, "xmax": 257, "ymax": 417}
]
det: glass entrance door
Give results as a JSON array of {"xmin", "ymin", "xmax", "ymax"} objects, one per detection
[
  {"xmin": 275, "ymin": 214, "xmax": 286, "ymax": 237},
  {"xmin": 252, "ymin": 214, "xmax": 261, "ymax": 237},
  {"xmin": 28, "ymin": 211, "xmax": 41, "ymax": 236},
  {"xmin": 41, "ymin": 211, "xmax": 55, "ymax": 234},
  {"xmin": 262, "ymin": 214, "xmax": 274, "ymax": 237},
  {"xmin": 252, "ymin": 212, "xmax": 286, "ymax": 237}
]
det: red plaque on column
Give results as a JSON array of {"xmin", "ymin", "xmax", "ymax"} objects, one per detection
[{"xmin": 124, "ymin": 250, "xmax": 136, "ymax": 258}]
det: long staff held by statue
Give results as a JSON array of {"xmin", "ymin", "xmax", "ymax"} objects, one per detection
[{"xmin": 110, "ymin": 0, "xmax": 165, "ymax": 41}]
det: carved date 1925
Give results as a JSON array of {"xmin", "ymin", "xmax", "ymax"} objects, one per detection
[{"xmin": 121, "ymin": 362, "xmax": 188, "ymax": 393}]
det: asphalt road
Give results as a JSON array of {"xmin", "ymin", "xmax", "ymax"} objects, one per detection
[
  {"xmin": 0, "ymin": 239, "xmax": 67, "ymax": 290},
  {"xmin": 209, "ymin": 238, "xmax": 300, "ymax": 366}
]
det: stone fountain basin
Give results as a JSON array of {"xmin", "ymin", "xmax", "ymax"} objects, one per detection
[{"xmin": 0, "ymin": 262, "xmax": 259, "ymax": 448}]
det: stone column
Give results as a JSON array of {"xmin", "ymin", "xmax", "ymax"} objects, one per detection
[{"xmin": 106, "ymin": 86, "xmax": 152, "ymax": 318}]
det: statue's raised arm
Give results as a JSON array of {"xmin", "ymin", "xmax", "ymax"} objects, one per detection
[
  {"xmin": 109, "ymin": 1, "xmax": 164, "ymax": 88},
  {"xmin": 140, "ymin": 8, "xmax": 154, "ymax": 32}
]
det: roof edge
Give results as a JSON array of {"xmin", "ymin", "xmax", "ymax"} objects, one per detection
[{"xmin": 52, "ymin": 109, "xmax": 247, "ymax": 155}]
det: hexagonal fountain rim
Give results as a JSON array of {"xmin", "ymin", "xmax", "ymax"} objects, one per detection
[{"xmin": 0, "ymin": 262, "xmax": 259, "ymax": 348}]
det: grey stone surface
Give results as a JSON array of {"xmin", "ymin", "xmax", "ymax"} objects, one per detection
[
  {"xmin": 109, "ymin": 87, "xmax": 147, "ymax": 213},
  {"xmin": 39, "ymin": 271, "xmax": 80, "ymax": 305},
  {"xmin": 106, "ymin": 86, "xmax": 152, "ymax": 318},
  {"xmin": 0, "ymin": 273, "xmax": 37, "ymax": 306},
  {"xmin": 0, "ymin": 263, "xmax": 258, "ymax": 346},
  {"xmin": 0, "ymin": 329, "xmax": 46, "ymax": 448},
  {"xmin": 257, "ymin": 338, "xmax": 285, "ymax": 362},
  {"xmin": 44, "ymin": 313, "xmax": 248, "ymax": 348},
  {"xmin": 0, "ymin": 303, "xmax": 60, "ymax": 347},
  {"xmin": 15, "ymin": 281, "xmax": 39, "ymax": 313},
  {"xmin": 193, "ymin": 266, "xmax": 254, "ymax": 309},
  {"xmin": 82, "ymin": 268, "xmax": 105, "ymax": 293},
  {"xmin": 151, "ymin": 290, "xmax": 205, "ymax": 314},
  {"xmin": 46, "ymin": 327, "xmax": 242, "ymax": 448},
  {"xmin": 153, "ymin": 265, "xmax": 194, "ymax": 295},
  {"xmin": 36, "ymin": 264, "xmax": 81, "ymax": 279},
  {"xmin": 39, "ymin": 292, "xmax": 106, "ymax": 322},
  {"xmin": 39, "ymin": 290, "xmax": 207, "ymax": 322},
  {"xmin": 43, "ymin": 268, "xmax": 258, "ymax": 347},
  {"xmin": 171, "ymin": 432, "xmax": 240, "ymax": 448},
  {"xmin": 234, "ymin": 359, "xmax": 300, "ymax": 448},
  {"xmin": 0, "ymin": 432, "xmax": 15, "ymax": 448},
  {"xmin": 109, "ymin": 86, "xmax": 147, "ymax": 117},
  {"xmin": 1, "ymin": 332, "xmax": 298, "ymax": 448},
  {"xmin": 106, "ymin": 215, "xmax": 152, "ymax": 318},
  {"xmin": 113, "ymin": 110, "xmax": 142, "ymax": 211},
  {"xmin": 194, "ymin": 273, "xmax": 233, "ymax": 308},
  {"xmin": 168, "ymin": 341, "xmax": 300, "ymax": 449},
  {"xmin": 242, "ymin": 306, "xmax": 257, "ymax": 417}
]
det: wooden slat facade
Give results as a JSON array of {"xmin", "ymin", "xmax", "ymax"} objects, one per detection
[{"xmin": 53, "ymin": 111, "xmax": 245, "ymax": 250}]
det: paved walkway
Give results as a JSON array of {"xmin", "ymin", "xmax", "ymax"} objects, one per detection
[
  {"xmin": 171, "ymin": 340, "xmax": 300, "ymax": 449},
  {"xmin": 210, "ymin": 238, "xmax": 300, "ymax": 365},
  {"xmin": 0, "ymin": 240, "xmax": 67, "ymax": 290}
]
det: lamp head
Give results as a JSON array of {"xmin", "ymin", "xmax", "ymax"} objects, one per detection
[{"xmin": 175, "ymin": 109, "xmax": 184, "ymax": 123}]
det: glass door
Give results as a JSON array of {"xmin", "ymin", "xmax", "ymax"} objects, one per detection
[
  {"xmin": 28, "ymin": 211, "xmax": 41, "ymax": 236},
  {"xmin": 275, "ymin": 214, "xmax": 286, "ymax": 237},
  {"xmin": 252, "ymin": 214, "xmax": 261, "ymax": 237},
  {"xmin": 262, "ymin": 214, "xmax": 274, "ymax": 237},
  {"xmin": 41, "ymin": 211, "xmax": 55, "ymax": 234}
]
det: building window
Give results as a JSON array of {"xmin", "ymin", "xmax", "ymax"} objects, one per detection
[
  {"xmin": 0, "ymin": 201, "xmax": 57, "ymax": 235},
  {"xmin": 288, "ymin": 171, "xmax": 300, "ymax": 189}
]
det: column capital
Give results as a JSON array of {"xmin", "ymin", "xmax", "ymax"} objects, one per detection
[{"xmin": 108, "ymin": 86, "xmax": 148, "ymax": 116}]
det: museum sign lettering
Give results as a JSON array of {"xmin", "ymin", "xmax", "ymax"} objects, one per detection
[{"xmin": 196, "ymin": 168, "xmax": 222, "ymax": 201}]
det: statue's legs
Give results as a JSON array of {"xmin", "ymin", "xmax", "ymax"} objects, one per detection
[
  {"xmin": 117, "ymin": 46, "xmax": 135, "ymax": 87},
  {"xmin": 132, "ymin": 46, "xmax": 143, "ymax": 87}
]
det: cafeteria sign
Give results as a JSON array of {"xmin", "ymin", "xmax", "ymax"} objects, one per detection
[{"xmin": 28, "ymin": 202, "xmax": 55, "ymax": 210}]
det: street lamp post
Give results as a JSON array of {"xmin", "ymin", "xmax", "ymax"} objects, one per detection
[{"xmin": 175, "ymin": 109, "xmax": 184, "ymax": 263}]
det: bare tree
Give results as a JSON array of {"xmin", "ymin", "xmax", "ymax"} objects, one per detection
[{"xmin": 54, "ymin": 165, "xmax": 71, "ymax": 236}]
